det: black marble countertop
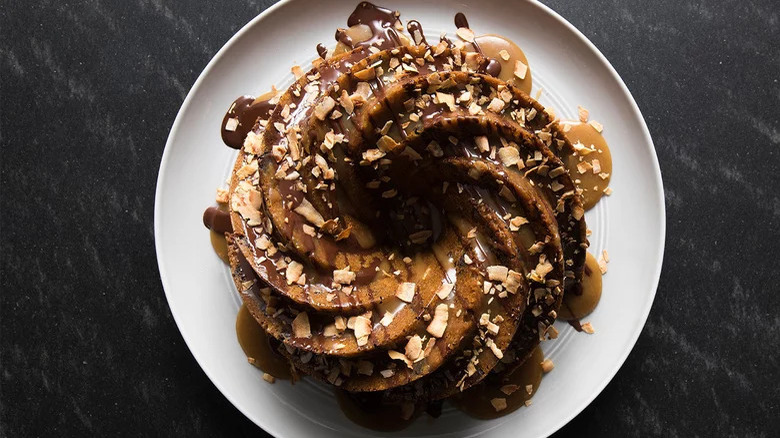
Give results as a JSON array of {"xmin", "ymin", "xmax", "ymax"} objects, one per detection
[{"xmin": 2, "ymin": 0, "xmax": 778, "ymax": 436}]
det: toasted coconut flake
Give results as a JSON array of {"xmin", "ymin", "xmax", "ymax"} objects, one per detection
[
  {"xmin": 323, "ymin": 324, "xmax": 338, "ymax": 337},
  {"xmin": 456, "ymin": 27, "xmax": 475, "ymax": 42},
  {"xmin": 294, "ymin": 198, "xmax": 325, "ymax": 227},
  {"xmin": 262, "ymin": 373, "xmax": 276, "ymax": 383},
  {"xmin": 581, "ymin": 322, "xmax": 595, "ymax": 334},
  {"xmin": 427, "ymin": 303, "xmax": 449, "ymax": 338},
  {"xmin": 405, "ymin": 335, "xmax": 424, "ymax": 362},
  {"xmin": 513, "ymin": 60, "xmax": 528, "ymax": 80},
  {"xmin": 488, "ymin": 339, "xmax": 504, "ymax": 359},
  {"xmin": 486, "ymin": 265, "xmax": 509, "ymax": 282},
  {"xmin": 377, "ymin": 135, "xmax": 401, "ymax": 153},
  {"xmin": 541, "ymin": 358, "xmax": 554, "ymax": 373},
  {"xmin": 380, "ymin": 311, "xmax": 395, "ymax": 327},
  {"xmin": 531, "ymin": 257, "xmax": 554, "ymax": 282},
  {"xmin": 509, "ymin": 216, "xmax": 528, "ymax": 231},
  {"xmin": 396, "ymin": 282, "xmax": 416, "ymax": 303},
  {"xmin": 285, "ymin": 261, "xmax": 304, "ymax": 285},
  {"xmin": 224, "ymin": 117, "xmax": 239, "ymax": 132},
  {"xmin": 490, "ymin": 398, "xmax": 507, "ymax": 412},
  {"xmin": 592, "ymin": 159, "xmax": 602, "ymax": 174},
  {"xmin": 598, "ymin": 250, "xmax": 609, "ymax": 274},
  {"xmin": 436, "ymin": 283, "xmax": 455, "ymax": 300},
  {"xmin": 470, "ymin": 136, "xmax": 489, "ymax": 154},
  {"xmin": 487, "ymin": 97, "xmax": 506, "ymax": 113},
  {"xmin": 572, "ymin": 141, "xmax": 594, "ymax": 155},
  {"xmin": 577, "ymin": 161, "xmax": 593, "ymax": 174},
  {"xmin": 468, "ymin": 102, "xmax": 483, "ymax": 115},
  {"xmin": 436, "ymin": 92, "xmax": 456, "ymax": 111},
  {"xmin": 498, "ymin": 146, "xmax": 521, "ymax": 167},
  {"xmin": 354, "ymin": 315, "xmax": 372, "ymax": 347},
  {"xmin": 334, "ymin": 315, "xmax": 347, "ymax": 331},
  {"xmin": 354, "ymin": 82, "xmax": 371, "ymax": 100},
  {"xmin": 243, "ymin": 131, "xmax": 264, "ymax": 155},
  {"xmin": 388, "ymin": 350, "xmax": 413, "ymax": 369},
  {"xmin": 363, "ymin": 148, "xmax": 386, "ymax": 162},
  {"xmin": 333, "ymin": 267, "xmax": 356, "ymax": 285},
  {"xmin": 578, "ymin": 105, "xmax": 589, "ymax": 123},
  {"xmin": 215, "ymin": 187, "xmax": 229, "ymax": 204},
  {"xmin": 313, "ymin": 96, "xmax": 337, "ymax": 121},
  {"xmin": 339, "ymin": 90, "xmax": 354, "ymax": 114},
  {"xmin": 290, "ymin": 65, "xmax": 304, "ymax": 79},
  {"xmin": 292, "ymin": 312, "xmax": 311, "ymax": 338},
  {"xmin": 504, "ymin": 270, "xmax": 523, "ymax": 294},
  {"xmin": 236, "ymin": 161, "xmax": 259, "ymax": 179},
  {"xmin": 500, "ymin": 384, "xmax": 520, "ymax": 395},
  {"xmin": 548, "ymin": 166, "xmax": 566, "ymax": 178},
  {"xmin": 498, "ymin": 49, "xmax": 511, "ymax": 61}
]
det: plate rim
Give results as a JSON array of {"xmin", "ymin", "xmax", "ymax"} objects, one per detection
[{"xmin": 154, "ymin": 1, "xmax": 666, "ymax": 436}]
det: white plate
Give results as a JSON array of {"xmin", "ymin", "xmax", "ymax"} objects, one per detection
[{"xmin": 154, "ymin": 0, "xmax": 665, "ymax": 436}]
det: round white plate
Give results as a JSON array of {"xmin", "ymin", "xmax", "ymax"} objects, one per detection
[{"xmin": 154, "ymin": 0, "xmax": 665, "ymax": 436}]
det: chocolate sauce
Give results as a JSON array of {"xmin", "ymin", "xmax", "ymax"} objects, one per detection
[
  {"xmin": 335, "ymin": 28, "xmax": 354, "ymax": 47},
  {"xmin": 484, "ymin": 58, "xmax": 501, "ymax": 77},
  {"xmin": 220, "ymin": 95, "xmax": 274, "ymax": 149},
  {"xmin": 454, "ymin": 12, "xmax": 469, "ymax": 29},
  {"xmin": 452, "ymin": 12, "xmax": 502, "ymax": 77},
  {"xmin": 203, "ymin": 206, "xmax": 233, "ymax": 234},
  {"xmin": 316, "ymin": 43, "xmax": 328, "ymax": 59},
  {"xmin": 346, "ymin": 2, "xmax": 402, "ymax": 50},
  {"xmin": 406, "ymin": 20, "xmax": 427, "ymax": 45}
]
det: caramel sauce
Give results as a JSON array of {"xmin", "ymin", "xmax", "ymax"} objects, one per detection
[
  {"xmin": 335, "ymin": 390, "xmax": 418, "ymax": 431},
  {"xmin": 558, "ymin": 252, "xmax": 602, "ymax": 321},
  {"xmin": 561, "ymin": 122, "xmax": 612, "ymax": 210},
  {"xmin": 235, "ymin": 304, "xmax": 293, "ymax": 379},
  {"xmin": 209, "ymin": 231, "xmax": 229, "ymax": 264},
  {"xmin": 204, "ymin": 204, "xmax": 231, "ymax": 263},
  {"xmin": 467, "ymin": 34, "xmax": 532, "ymax": 95},
  {"xmin": 452, "ymin": 345, "xmax": 544, "ymax": 419}
]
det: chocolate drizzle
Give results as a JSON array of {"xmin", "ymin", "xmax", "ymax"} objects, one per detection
[
  {"xmin": 316, "ymin": 43, "xmax": 328, "ymax": 59},
  {"xmin": 335, "ymin": 28, "xmax": 355, "ymax": 47},
  {"xmin": 220, "ymin": 95, "xmax": 274, "ymax": 149},
  {"xmin": 406, "ymin": 20, "xmax": 427, "ymax": 45},
  {"xmin": 203, "ymin": 206, "xmax": 233, "ymax": 234},
  {"xmin": 346, "ymin": 2, "xmax": 402, "ymax": 50},
  {"xmin": 453, "ymin": 11, "xmax": 501, "ymax": 77},
  {"xmin": 454, "ymin": 12, "xmax": 469, "ymax": 29}
]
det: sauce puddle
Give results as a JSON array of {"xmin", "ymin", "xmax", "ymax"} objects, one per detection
[
  {"xmin": 452, "ymin": 345, "xmax": 545, "ymax": 418},
  {"xmin": 561, "ymin": 122, "xmax": 613, "ymax": 210},
  {"xmin": 235, "ymin": 304, "xmax": 293, "ymax": 380},
  {"xmin": 559, "ymin": 252, "xmax": 603, "ymax": 322}
]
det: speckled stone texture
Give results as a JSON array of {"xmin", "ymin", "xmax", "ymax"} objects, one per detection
[{"xmin": 1, "ymin": 1, "xmax": 778, "ymax": 436}]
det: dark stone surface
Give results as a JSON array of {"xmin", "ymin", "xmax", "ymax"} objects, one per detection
[{"xmin": 1, "ymin": 0, "xmax": 778, "ymax": 436}]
